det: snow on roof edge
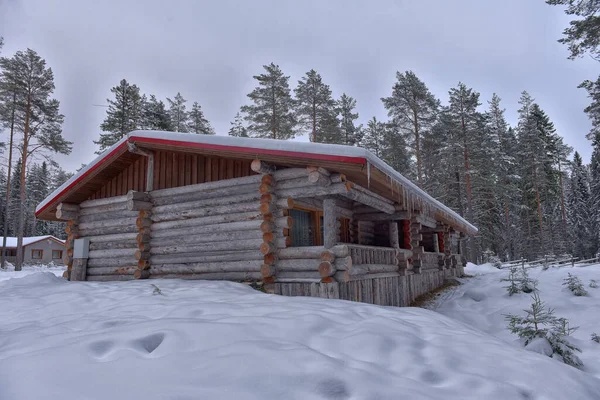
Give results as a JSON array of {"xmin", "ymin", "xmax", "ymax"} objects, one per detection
[
  {"xmin": 36, "ymin": 131, "xmax": 477, "ymax": 233},
  {"xmin": 35, "ymin": 137, "xmax": 129, "ymax": 215},
  {"xmin": 2, "ymin": 236, "xmax": 65, "ymax": 248}
]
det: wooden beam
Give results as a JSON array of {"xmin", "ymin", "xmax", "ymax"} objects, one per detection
[
  {"xmin": 128, "ymin": 144, "xmax": 154, "ymax": 191},
  {"xmin": 353, "ymin": 211, "xmax": 410, "ymax": 221},
  {"xmin": 342, "ymin": 188, "xmax": 396, "ymax": 214},
  {"xmin": 56, "ymin": 203, "xmax": 80, "ymax": 221},
  {"xmin": 323, "ymin": 198, "xmax": 337, "ymax": 249},
  {"xmin": 416, "ymin": 214, "xmax": 437, "ymax": 229},
  {"xmin": 251, "ymin": 159, "xmax": 276, "ymax": 174}
]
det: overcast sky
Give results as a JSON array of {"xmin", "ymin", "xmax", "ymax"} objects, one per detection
[{"xmin": 0, "ymin": 0, "xmax": 597, "ymax": 172}]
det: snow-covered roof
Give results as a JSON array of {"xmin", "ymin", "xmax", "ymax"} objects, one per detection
[
  {"xmin": 2, "ymin": 236, "xmax": 65, "ymax": 248},
  {"xmin": 36, "ymin": 131, "xmax": 477, "ymax": 233}
]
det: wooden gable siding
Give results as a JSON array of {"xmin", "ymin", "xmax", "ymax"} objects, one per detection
[{"xmin": 89, "ymin": 150, "xmax": 255, "ymax": 200}]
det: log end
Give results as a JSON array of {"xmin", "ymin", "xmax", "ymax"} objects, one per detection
[
  {"xmin": 261, "ymin": 174, "xmax": 274, "ymax": 186},
  {"xmin": 134, "ymin": 269, "xmax": 150, "ymax": 279},
  {"xmin": 320, "ymin": 250, "xmax": 335, "ymax": 263},
  {"xmin": 259, "ymin": 183, "xmax": 273, "ymax": 194},
  {"xmin": 260, "ymin": 263, "xmax": 276, "ymax": 278},
  {"xmin": 260, "ymin": 242, "xmax": 276, "ymax": 255},
  {"xmin": 318, "ymin": 261, "xmax": 335, "ymax": 278}
]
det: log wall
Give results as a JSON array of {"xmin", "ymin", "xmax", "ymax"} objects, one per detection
[
  {"xmin": 89, "ymin": 152, "xmax": 255, "ymax": 200},
  {"xmin": 79, "ymin": 196, "xmax": 139, "ymax": 281}
]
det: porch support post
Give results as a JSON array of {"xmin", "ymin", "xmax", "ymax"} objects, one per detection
[{"xmin": 323, "ymin": 198, "xmax": 337, "ymax": 249}]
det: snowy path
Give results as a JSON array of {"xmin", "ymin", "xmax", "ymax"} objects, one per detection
[
  {"xmin": 435, "ymin": 263, "xmax": 600, "ymax": 379},
  {"xmin": 1, "ymin": 270, "xmax": 600, "ymax": 399}
]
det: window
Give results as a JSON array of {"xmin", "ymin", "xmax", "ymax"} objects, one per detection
[
  {"xmin": 290, "ymin": 208, "xmax": 321, "ymax": 246},
  {"xmin": 31, "ymin": 249, "xmax": 43, "ymax": 260},
  {"xmin": 289, "ymin": 207, "xmax": 352, "ymax": 247},
  {"xmin": 52, "ymin": 250, "xmax": 63, "ymax": 260}
]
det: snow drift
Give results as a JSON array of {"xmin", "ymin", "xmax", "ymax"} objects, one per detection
[{"xmin": 1, "ymin": 271, "xmax": 600, "ymax": 399}]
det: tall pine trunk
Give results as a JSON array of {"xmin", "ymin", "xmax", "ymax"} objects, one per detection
[
  {"xmin": 0, "ymin": 91, "xmax": 16, "ymax": 269},
  {"xmin": 413, "ymin": 107, "xmax": 422, "ymax": 186},
  {"xmin": 15, "ymin": 94, "xmax": 31, "ymax": 271}
]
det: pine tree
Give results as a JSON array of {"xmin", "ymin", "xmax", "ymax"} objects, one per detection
[
  {"xmin": 381, "ymin": 71, "xmax": 439, "ymax": 185},
  {"xmin": 143, "ymin": 94, "xmax": 172, "ymax": 131},
  {"xmin": 25, "ymin": 162, "xmax": 51, "ymax": 236},
  {"xmin": 0, "ymin": 49, "xmax": 71, "ymax": 270},
  {"xmin": 381, "ymin": 122, "xmax": 412, "ymax": 175},
  {"xmin": 241, "ymin": 63, "xmax": 297, "ymax": 140},
  {"xmin": 0, "ymin": 49, "xmax": 18, "ymax": 268},
  {"xmin": 338, "ymin": 93, "xmax": 362, "ymax": 146},
  {"xmin": 96, "ymin": 79, "xmax": 142, "ymax": 152},
  {"xmin": 546, "ymin": 0, "xmax": 600, "ymax": 60},
  {"xmin": 8, "ymin": 159, "xmax": 21, "ymax": 237},
  {"xmin": 487, "ymin": 95, "xmax": 519, "ymax": 260},
  {"xmin": 361, "ymin": 117, "xmax": 387, "ymax": 158},
  {"xmin": 187, "ymin": 102, "xmax": 215, "ymax": 134},
  {"xmin": 294, "ymin": 69, "xmax": 339, "ymax": 143},
  {"xmin": 567, "ymin": 152, "xmax": 595, "ymax": 258},
  {"xmin": 228, "ymin": 112, "xmax": 248, "ymax": 137},
  {"xmin": 167, "ymin": 92, "xmax": 189, "ymax": 132}
]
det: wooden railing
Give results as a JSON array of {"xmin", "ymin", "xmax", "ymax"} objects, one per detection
[
  {"xmin": 346, "ymin": 244, "xmax": 397, "ymax": 265},
  {"xmin": 420, "ymin": 252, "xmax": 443, "ymax": 270}
]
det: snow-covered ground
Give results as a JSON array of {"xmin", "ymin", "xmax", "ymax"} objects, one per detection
[
  {"xmin": 434, "ymin": 263, "xmax": 600, "ymax": 380},
  {"xmin": 0, "ymin": 263, "xmax": 66, "ymax": 281},
  {"xmin": 1, "ymin": 268, "xmax": 600, "ymax": 399}
]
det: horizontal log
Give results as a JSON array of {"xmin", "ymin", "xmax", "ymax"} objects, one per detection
[
  {"xmin": 152, "ymin": 201, "xmax": 261, "ymax": 223},
  {"xmin": 58, "ymin": 203, "xmax": 80, "ymax": 212},
  {"xmin": 335, "ymin": 271, "xmax": 400, "ymax": 282},
  {"xmin": 354, "ymin": 211, "xmax": 410, "ymax": 221},
  {"xmin": 149, "ymin": 271, "xmax": 262, "ymax": 281},
  {"xmin": 277, "ymin": 182, "xmax": 352, "ymax": 199},
  {"xmin": 151, "ymin": 220, "xmax": 263, "ymax": 239},
  {"xmin": 88, "ymin": 248, "xmax": 137, "ymax": 259},
  {"xmin": 149, "ymin": 261, "xmax": 262, "ymax": 274},
  {"xmin": 85, "ymin": 232, "xmax": 138, "ymax": 243},
  {"xmin": 278, "ymin": 246, "xmax": 324, "ymax": 259},
  {"xmin": 79, "ymin": 202, "xmax": 128, "ymax": 216},
  {"xmin": 86, "ymin": 266, "xmax": 137, "ymax": 276},
  {"xmin": 78, "ymin": 217, "xmax": 137, "ymax": 231},
  {"xmin": 334, "ymin": 256, "xmax": 353, "ymax": 270},
  {"xmin": 342, "ymin": 189, "xmax": 395, "ymax": 214},
  {"xmin": 273, "ymin": 168, "xmax": 308, "ymax": 181},
  {"xmin": 353, "ymin": 183, "xmax": 394, "ymax": 204},
  {"xmin": 128, "ymin": 199, "xmax": 153, "ymax": 211},
  {"xmin": 78, "ymin": 210, "xmax": 140, "ymax": 223},
  {"xmin": 152, "ymin": 211, "xmax": 262, "ymax": 231},
  {"xmin": 275, "ymin": 177, "xmax": 314, "ymax": 190},
  {"xmin": 79, "ymin": 225, "xmax": 138, "ymax": 237},
  {"xmin": 80, "ymin": 195, "xmax": 128, "ymax": 209},
  {"xmin": 135, "ymin": 251, "xmax": 151, "ymax": 261},
  {"xmin": 251, "ymin": 159, "xmax": 275, "ymax": 174},
  {"xmin": 56, "ymin": 203, "xmax": 79, "ymax": 220},
  {"xmin": 151, "ymin": 250, "xmax": 264, "ymax": 265},
  {"xmin": 136, "ymin": 233, "xmax": 151, "ymax": 244},
  {"xmin": 415, "ymin": 214, "xmax": 437, "ymax": 229},
  {"xmin": 330, "ymin": 174, "xmax": 346, "ymax": 183},
  {"xmin": 152, "ymin": 175, "xmax": 262, "ymax": 198},
  {"xmin": 86, "ymin": 275, "xmax": 135, "ymax": 282},
  {"xmin": 82, "ymin": 252, "xmax": 131, "ymax": 267},
  {"xmin": 349, "ymin": 264, "xmax": 399, "ymax": 275},
  {"xmin": 152, "ymin": 183, "xmax": 260, "ymax": 206},
  {"xmin": 275, "ymin": 259, "xmax": 319, "ymax": 271},
  {"xmin": 150, "ymin": 238, "xmax": 265, "ymax": 255},
  {"xmin": 138, "ymin": 260, "xmax": 151, "ymax": 270},
  {"xmin": 127, "ymin": 190, "xmax": 150, "ymax": 202},
  {"xmin": 153, "ymin": 192, "xmax": 260, "ymax": 214},
  {"xmin": 276, "ymin": 271, "xmax": 322, "ymax": 280},
  {"xmin": 150, "ymin": 230, "xmax": 263, "ymax": 248}
]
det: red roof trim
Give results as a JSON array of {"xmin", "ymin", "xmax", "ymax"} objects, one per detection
[
  {"xmin": 35, "ymin": 141, "xmax": 128, "ymax": 217},
  {"xmin": 129, "ymin": 136, "xmax": 368, "ymax": 164}
]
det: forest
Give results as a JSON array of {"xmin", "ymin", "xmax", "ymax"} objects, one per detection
[{"xmin": 0, "ymin": 0, "xmax": 598, "ymax": 268}]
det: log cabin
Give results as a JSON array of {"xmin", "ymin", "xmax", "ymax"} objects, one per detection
[{"xmin": 35, "ymin": 131, "xmax": 477, "ymax": 306}]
